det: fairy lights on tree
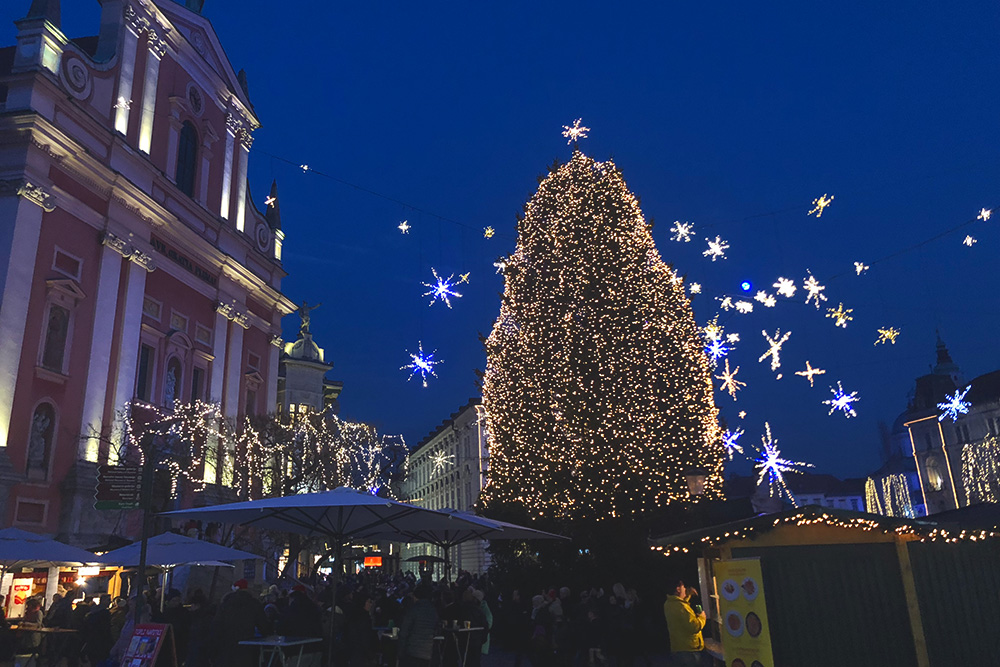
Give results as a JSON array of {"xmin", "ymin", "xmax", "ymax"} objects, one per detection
[
  {"xmin": 865, "ymin": 475, "xmax": 914, "ymax": 517},
  {"xmin": 481, "ymin": 148, "xmax": 724, "ymax": 522},
  {"xmin": 961, "ymin": 435, "xmax": 1000, "ymax": 504}
]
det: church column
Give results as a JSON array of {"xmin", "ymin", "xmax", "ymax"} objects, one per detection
[
  {"xmin": 222, "ymin": 322, "xmax": 244, "ymax": 418},
  {"xmin": 78, "ymin": 243, "xmax": 124, "ymax": 461},
  {"xmin": 137, "ymin": 33, "xmax": 165, "ymax": 155},
  {"xmin": 113, "ymin": 16, "xmax": 140, "ymax": 135},
  {"xmin": 108, "ymin": 257, "xmax": 152, "ymax": 464},
  {"xmin": 209, "ymin": 309, "xmax": 229, "ymax": 403},
  {"xmin": 266, "ymin": 333, "xmax": 281, "ymax": 414},
  {"xmin": 234, "ymin": 129, "xmax": 252, "ymax": 233},
  {"xmin": 219, "ymin": 114, "xmax": 238, "ymax": 220},
  {"xmin": 0, "ymin": 183, "xmax": 52, "ymax": 449}
]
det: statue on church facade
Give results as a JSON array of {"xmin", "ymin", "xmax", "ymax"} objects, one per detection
[{"xmin": 297, "ymin": 301, "xmax": 321, "ymax": 336}]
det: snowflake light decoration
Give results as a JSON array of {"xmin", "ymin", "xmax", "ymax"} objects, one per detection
[
  {"xmin": 704, "ymin": 317, "xmax": 723, "ymax": 341},
  {"xmin": 300, "ymin": 164, "xmax": 310, "ymax": 172},
  {"xmin": 670, "ymin": 221, "xmax": 694, "ymax": 243},
  {"xmin": 430, "ymin": 450, "xmax": 456, "ymax": 476},
  {"xmin": 484, "ymin": 226, "xmax": 495, "ymax": 239},
  {"xmin": 561, "ymin": 118, "xmax": 590, "ymax": 144},
  {"xmin": 854, "ymin": 262, "xmax": 869, "ymax": 275},
  {"xmin": 703, "ymin": 236, "xmax": 729, "ymax": 261},
  {"xmin": 826, "ymin": 303, "xmax": 854, "ymax": 328},
  {"xmin": 458, "ymin": 272, "xmax": 471, "ymax": 284},
  {"xmin": 794, "ymin": 360, "xmax": 826, "ymax": 387},
  {"xmin": 716, "ymin": 359, "xmax": 746, "ymax": 400},
  {"xmin": 727, "ymin": 333, "xmax": 740, "ymax": 343},
  {"xmin": 401, "ymin": 342, "xmax": 441, "ymax": 388},
  {"xmin": 264, "ymin": 195, "xmax": 276, "ymax": 208},
  {"xmin": 773, "ymin": 277, "xmax": 796, "ymax": 298},
  {"xmin": 722, "ymin": 428, "xmax": 744, "ymax": 460},
  {"xmin": 718, "ymin": 296, "xmax": 734, "ymax": 311},
  {"xmin": 493, "ymin": 257, "xmax": 508, "ymax": 274},
  {"xmin": 689, "ymin": 282, "xmax": 702, "ymax": 294},
  {"xmin": 735, "ymin": 300, "xmax": 754, "ymax": 314},
  {"xmin": 739, "ymin": 410, "xmax": 747, "ymax": 419},
  {"xmin": 823, "ymin": 381, "xmax": 859, "ymax": 418},
  {"xmin": 398, "ymin": 220, "xmax": 411, "ymax": 234},
  {"xmin": 706, "ymin": 338, "xmax": 729, "ymax": 365},
  {"xmin": 808, "ymin": 193, "xmax": 834, "ymax": 217},
  {"xmin": 754, "ymin": 291, "xmax": 776, "ymax": 308},
  {"xmin": 755, "ymin": 422, "xmax": 813, "ymax": 506},
  {"xmin": 759, "ymin": 329, "xmax": 791, "ymax": 372},
  {"xmin": 964, "ymin": 235, "xmax": 977, "ymax": 247},
  {"xmin": 802, "ymin": 271, "xmax": 828, "ymax": 309},
  {"xmin": 937, "ymin": 385, "xmax": 972, "ymax": 422},
  {"xmin": 422, "ymin": 268, "xmax": 463, "ymax": 308},
  {"xmin": 875, "ymin": 327, "xmax": 900, "ymax": 345},
  {"xmin": 978, "ymin": 208, "xmax": 992, "ymax": 221}
]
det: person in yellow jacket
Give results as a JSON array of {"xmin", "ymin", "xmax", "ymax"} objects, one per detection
[{"xmin": 663, "ymin": 578, "xmax": 707, "ymax": 667}]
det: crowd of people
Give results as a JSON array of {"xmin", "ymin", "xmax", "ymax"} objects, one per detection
[{"xmin": 0, "ymin": 569, "xmax": 707, "ymax": 667}]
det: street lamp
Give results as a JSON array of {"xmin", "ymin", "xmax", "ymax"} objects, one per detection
[{"xmin": 685, "ymin": 467, "xmax": 708, "ymax": 497}]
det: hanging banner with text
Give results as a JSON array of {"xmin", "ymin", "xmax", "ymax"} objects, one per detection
[{"xmin": 714, "ymin": 558, "xmax": 775, "ymax": 667}]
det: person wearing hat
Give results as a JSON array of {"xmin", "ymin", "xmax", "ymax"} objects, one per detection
[{"xmin": 216, "ymin": 579, "xmax": 269, "ymax": 667}]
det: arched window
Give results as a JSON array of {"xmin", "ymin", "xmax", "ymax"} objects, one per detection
[
  {"xmin": 926, "ymin": 458, "xmax": 944, "ymax": 492},
  {"xmin": 175, "ymin": 121, "xmax": 198, "ymax": 197},
  {"xmin": 26, "ymin": 403, "xmax": 55, "ymax": 480}
]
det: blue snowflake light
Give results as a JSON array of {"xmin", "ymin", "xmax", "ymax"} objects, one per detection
[
  {"xmin": 422, "ymin": 268, "xmax": 463, "ymax": 308},
  {"xmin": 722, "ymin": 428, "xmax": 744, "ymax": 460},
  {"xmin": 754, "ymin": 422, "xmax": 813, "ymax": 506},
  {"xmin": 401, "ymin": 342, "xmax": 441, "ymax": 387},
  {"xmin": 823, "ymin": 381, "xmax": 859, "ymax": 418},
  {"xmin": 705, "ymin": 338, "xmax": 730, "ymax": 364},
  {"xmin": 937, "ymin": 385, "xmax": 972, "ymax": 422}
]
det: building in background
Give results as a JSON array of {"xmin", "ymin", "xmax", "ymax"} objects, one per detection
[
  {"xmin": 0, "ymin": 0, "xmax": 293, "ymax": 543},
  {"xmin": 276, "ymin": 300, "xmax": 342, "ymax": 416},
  {"xmin": 401, "ymin": 399, "xmax": 490, "ymax": 574}
]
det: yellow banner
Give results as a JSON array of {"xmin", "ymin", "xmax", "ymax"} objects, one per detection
[{"xmin": 714, "ymin": 558, "xmax": 775, "ymax": 667}]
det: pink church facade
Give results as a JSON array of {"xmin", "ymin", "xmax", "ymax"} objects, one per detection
[{"xmin": 0, "ymin": 0, "xmax": 293, "ymax": 543}]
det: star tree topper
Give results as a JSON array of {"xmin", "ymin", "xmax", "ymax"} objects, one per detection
[{"xmin": 561, "ymin": 118, "xmax": 590, "ymax": 144}]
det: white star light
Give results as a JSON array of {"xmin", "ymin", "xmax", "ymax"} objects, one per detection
[
  {"xmin": 715, "ymin": 359, "xmax": 746, "ymax": 400},
  {"xmin": 759, "ymin": 329, "xmax": 791, "ymax": 372},
  {"xmin": 722, "ymin": 428, "xmax": 744, "ymax": 460},
  {"xmin": 718, "ymin": 296, "xmax": 734, "ymax": 311},
  {"xmin": 401, "ymin": 342, "xmax": 441, "ymax": 387},
  {"xmin": 937, "ymin": 385, "xmax": 972, "ymax": 422},
  {"xmin": 398, "ymin": 220, "xmax": 411, "ymax": 234},
  {"xmin": 808, "ymin": 193, "xmax": 834, "ymax": 217},
  {"xmin": 422, "ymin": 268, "xmax": 463, "ymax": 308},
  {"xmin": 703, "ymin": 236, "xmax": 729, "ymax": 261},
  {"xmin": 823, "ymin": 381, "xmax": 859, "ymax": 418},
  {"xmin": 802, "ymin": 271, "xmax": 828, "ymax": 309},
  {"xmin": 964, "ymin": 235, "xmax": 977, "ymax": 247},
  {"xmin": 689, "ymin": 282, "xmax": 702, "ymax": 294},
  {"xmin": 494, "ymin": 257, "xmax": 508, "ymax": 274},
  {"xmin": 706, "ymin": 338, "xmax": 730, "ymax": 366},
  {"xmin": 561, "ymin": 118, "xmax": 590, "ymax": 144},
  {"xmin": 430, "ymin": 450, "xmax": 456, "ymax": 476},
  {"xmin": 794, "ymin": 361, "xmax": 826, "ymax": 387},
  {"xmin": 773, "ymin": 277, "xmax": 797, "ymax": 298},
  {"xmin": 825, "ymin": 303, "xmax": 854, "ymax": 328},
  {"xmin": 300, "ymin": 164, "xmax": 310, "ymax": 172},
  {"xmin": 264, "ymin": 195, "xmax": 276, "ymax": 208},
  {"xmin": 670, "ymin": 221, "xmax": 694, "ymax": 243},
  {"xmin": 978, "ymin": 208, "xmax": 992, "ymax": 221},
  {"xmin": 854, "ymin": 261, "xmax": 869, "ymax": 275},
  {"xmin": 754, "ymin": 291, "xmax": 776, "ymax": 308},
  {"xmin": 735, "ymin": 300, "xmax": 754, "ymax": 314},
  {"xmin": 484, "ymin": 227, "xmax": 495, "ymax": 239},
  {"xmin": 755, "ymin": 423, "xmax": 813, "ymax": 506}
]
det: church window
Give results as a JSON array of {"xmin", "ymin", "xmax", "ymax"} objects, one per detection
[
  {"xmin": 26, "ymin": 402, "xmax": 55, "ymax": 480},
  {"xmin": 245, "ymin": 389, "xmax": 258, "ymax": 416},
  {"xmin": 191, "ymin": 366, "xmax": 205, "ymax": 403},
  {"xmin": 926, "ymin": 458, "xmax": 944, "ymax": 492},
  {"xmin": 40, "ymin": 305, "xmax": 70, "ymax": 373},
  {"xmin": 175, "ymin": 121, "xmax": 198, "ymax": 197}
]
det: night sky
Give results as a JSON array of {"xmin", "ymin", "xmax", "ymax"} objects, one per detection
[{"xmin": 8, "ymin": 1, "xmax": 1000, "ymax": 479}]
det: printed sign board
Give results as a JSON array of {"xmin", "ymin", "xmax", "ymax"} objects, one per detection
[
  {"xmin": 96, "ymin": 465, "xmax": 142, "ymax": 510},
  {"xmin": 714, "ymin": 558, "xmax": 775, "ymax": 667},
  {"xmin": 119, "ymin": 623, "xmax": 176, "ymax": 667}
]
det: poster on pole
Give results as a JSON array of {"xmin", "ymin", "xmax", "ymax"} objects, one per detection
[
  {"xmin": 714, "ymin": 558, "xmax": 775, "ymax": 667},
  {"xmin": 119, "ymin": 623, "xmax": 176, "ymax": 667}
]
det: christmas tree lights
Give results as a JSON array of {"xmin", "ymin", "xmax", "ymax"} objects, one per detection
[
  {"xmin": 961, "ymin": 435, "xmax": 1000, "ymax": 504},
  {"xmin": 481, "ymin": 149, "xmax": 724, "ymax": 522}
]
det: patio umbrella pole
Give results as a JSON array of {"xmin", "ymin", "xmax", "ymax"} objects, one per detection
[{"xmin": 135, "ymin": 432, "xmax": 156, "ymax": 625}]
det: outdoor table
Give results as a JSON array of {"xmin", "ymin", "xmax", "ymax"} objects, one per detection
[
  {"xmin": 238, "ymin": 635, "xmax": 322, "ymax": 667},
  {"xmin": 8, "ymin": 625, "xmax": 78, "ymax": 667},
  {"xmin": 440, "ymin": 626, "xmax": 484, "ymax": 667}
]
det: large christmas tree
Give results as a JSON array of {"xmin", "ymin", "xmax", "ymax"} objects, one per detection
[{"xmin": 481, "ymin": 149, "xmax": 723, "ymax": 522}]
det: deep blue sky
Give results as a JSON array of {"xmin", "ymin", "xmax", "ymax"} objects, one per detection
[{"xmin": 9, "ymin": 1, "xmax": 1000, "ymax": 478}]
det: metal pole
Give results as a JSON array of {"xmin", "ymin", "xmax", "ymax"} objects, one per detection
[{"xmin": 134, "ymin": 432, "xmax": 155, "ymax": 625}]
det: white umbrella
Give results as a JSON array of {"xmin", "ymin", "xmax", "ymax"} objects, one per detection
[
  {"xmin": 0, "ymin": 527, "xmax": 103, "ymax": 569},
  {"xmin": 99, "ymin": 532, "xmax": 260, "ymax": 567}
]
